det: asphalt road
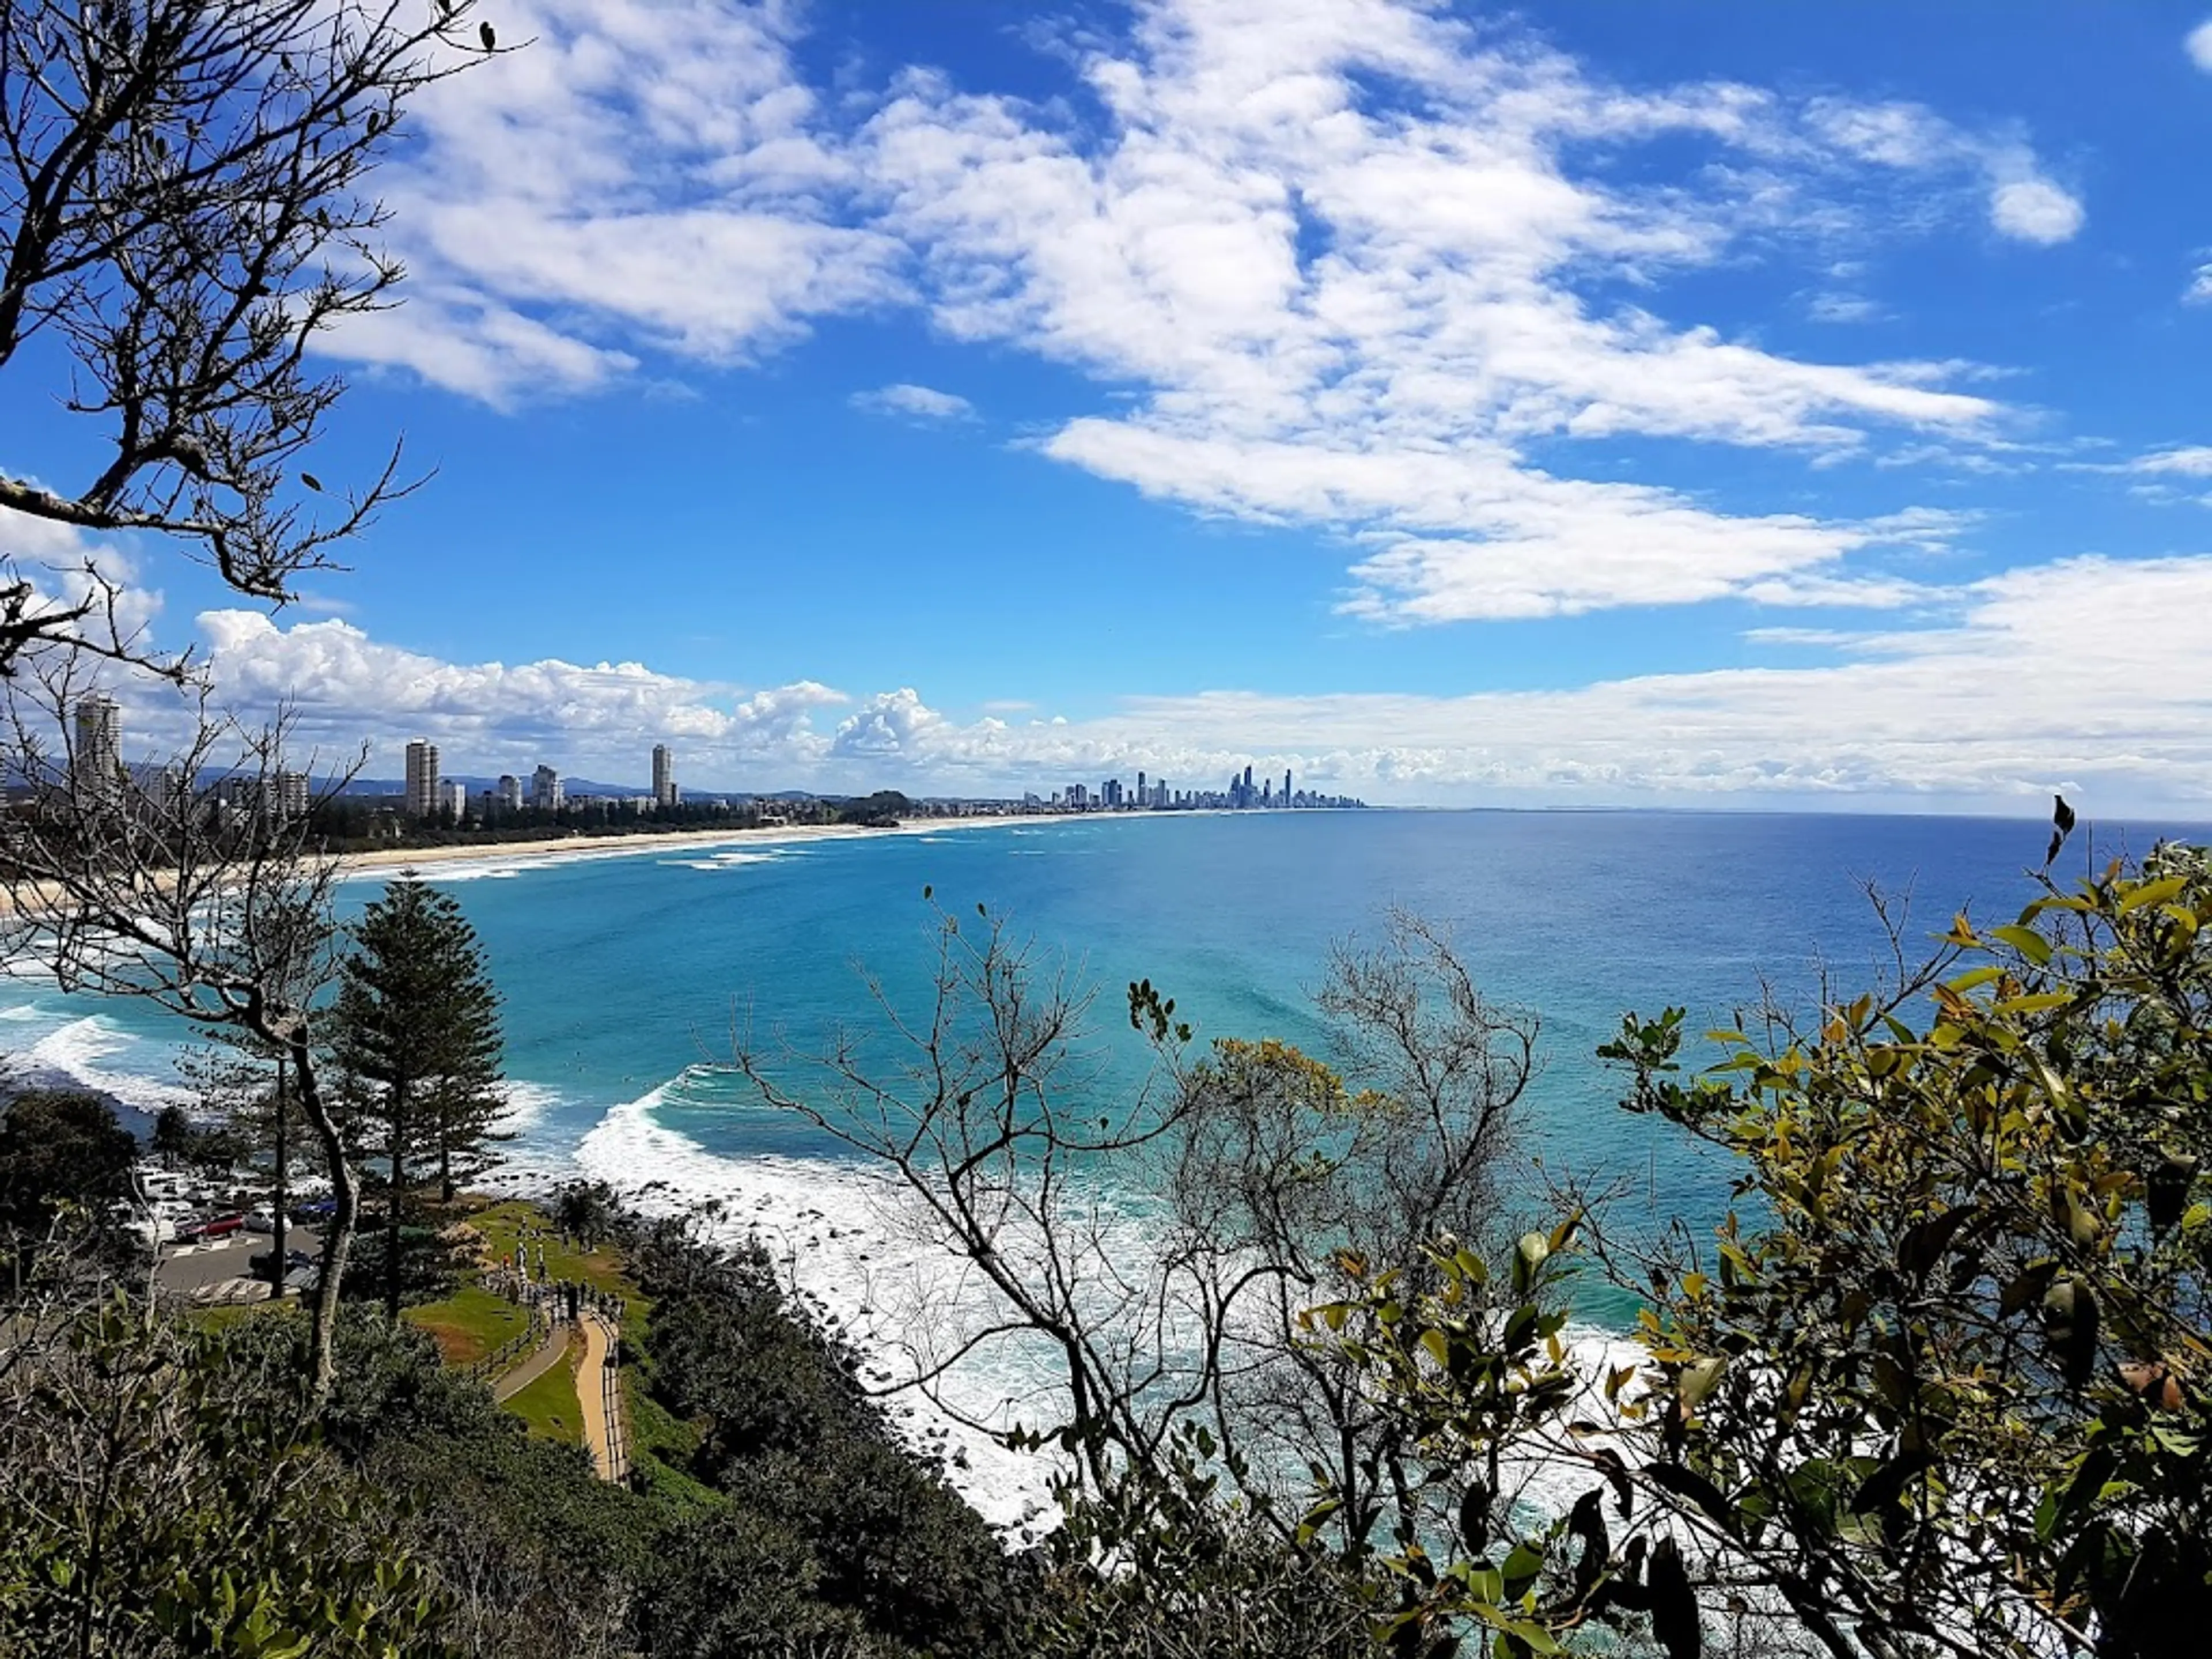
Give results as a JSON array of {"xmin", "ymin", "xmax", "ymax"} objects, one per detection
[{"xmin": 154, "ymin": 1226, "xmax": 323, "ymax": 1299}]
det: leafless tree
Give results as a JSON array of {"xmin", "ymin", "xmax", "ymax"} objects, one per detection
[
  {"xmin": 0, "ymin": 656, "xmax": 364, "ymax": 1402},
  {"xmin": 0, "ymin": 0, "xmax": 496, "ymax": 675},
  {"xmin": 733, "ymin": 900, "xmax": 1539, "ymax": 1555},
  {"xmin": 737, "ymin": 900, "xmax": 1201, "ymax": 1494},
  {"xmin": 1164, "ymin": 909, "xmax": 1538, "ymax": 1545}
]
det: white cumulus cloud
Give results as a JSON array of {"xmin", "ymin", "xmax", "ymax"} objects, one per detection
[
  {"xmin": 128, "ymin": 554, "xmax": 2212, "ymax": 814},
  {"xmin": 851, "ymin": 383, "xmax": 976, "ymax": 422},
  {"xmin": 2131, "ymin": 446, "xmax": 2212, "ymax": 478},
  {"xmin": 1989, "ymin": 177, "xmax": 2085, "ymax": 245},
  {"xmin": 861, "ymin": 0, "xmax": 2072, "ymax": 621},
  {"xmin": 328, "ymin": 0, "xmax": 904, "ymax": 402},
  {"xmin": 191, "ymin": 611, "xmax": 850, "ymax": 782},
  {"xmin": 2188, "ymin": 20, "xmax": 2212, "ymax": 72},
  {"xmin": 304, "ymin": 0, "xmax": 2090, "ymax": 623}
]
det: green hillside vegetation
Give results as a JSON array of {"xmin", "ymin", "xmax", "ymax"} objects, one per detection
[{"xmin": 406, "ymin": 1282, "xmax": 530, "ymax": 1366}]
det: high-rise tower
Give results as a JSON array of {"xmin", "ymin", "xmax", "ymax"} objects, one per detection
[
  {"xmin": 653, "ymin": 743, "xmax": 675, "ymax": 808},
  {"xmin": 72, "ymin": 695, "xmax": 122, "ymax": 800},
  {"xmin": 404, "ymin": 739, "xmax": 440, "ymax": 819}
]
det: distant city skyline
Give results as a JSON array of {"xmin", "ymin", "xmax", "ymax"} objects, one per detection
[{"xmin": 376, "ymin": 737, "xmax": 1360, "ymax": 815}]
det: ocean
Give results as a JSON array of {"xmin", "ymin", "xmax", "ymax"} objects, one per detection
[{"xmin": 3, "ymin": 807, "xmax": 2200, "ymax": 1524}]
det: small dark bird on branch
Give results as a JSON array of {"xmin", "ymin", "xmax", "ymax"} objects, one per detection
[{"xmin": 2045, "ymin": 793, "xmax": 2077, "ymax": 868}]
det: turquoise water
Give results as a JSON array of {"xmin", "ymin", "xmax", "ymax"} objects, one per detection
[{"xmin": 4, "ymin": 808, "xmax": 2200, "ymax": 1214}]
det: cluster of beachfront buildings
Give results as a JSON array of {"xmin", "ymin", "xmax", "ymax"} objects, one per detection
[
  {"xmin": 1040, "ymin": 764, "xmax": 1364, "ymax": 813},
  {"xmin": 401, "ymin": 739, "xmax": 684, "ymax": 820},
  {"xmin": 63, "ymin": 695, "xmax": 310, "ymax": 823},
  {"xmin": 59, "ymin": 700, "xmax": 1365, "ymax": 826}
]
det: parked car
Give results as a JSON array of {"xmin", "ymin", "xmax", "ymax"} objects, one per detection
[
  {"xmin": 110, "ymin": 1203, "xmax": 176, "ymax": 1250},
  {"xmin": 290, "ymin": 1198, "xmax": 337, "ymax": 1224},
  {"xmin": 249, "ymin": 1247, "xmax": 316, "ymax": 1279},
  {"xmin": 193, "ymin": 1213, "xmax": 245, "ymax": 1240},
  {"xmin": 244, "ymin": 1207, "xmax": 277, "ymax": 1233}
]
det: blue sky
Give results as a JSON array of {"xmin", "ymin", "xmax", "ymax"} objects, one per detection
[{"xmin": 7, "ymin": 0, "xmax": 2212, "ymax": 809}]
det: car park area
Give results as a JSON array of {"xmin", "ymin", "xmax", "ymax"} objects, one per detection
[{"xmin": 154, "ymin": 1224, "xmax": 323, "ymax": 1304}]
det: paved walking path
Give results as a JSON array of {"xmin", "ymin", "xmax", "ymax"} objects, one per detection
[
  {"xmin": 493, "ymin": 1317, "xmax": 571, "ymax": 1404},
  {"xmin": 578, "ymin": 1312, "xmax": 619, "ymax": 1481}
]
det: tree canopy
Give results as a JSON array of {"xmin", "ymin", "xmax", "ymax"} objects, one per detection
[
  {"xmin": 0, "ymin": 1089, "xmax": 136, "ymax": 1271},
  {"xmin": 333, "ymin": 878, "xmax": 506, "ymax": 1316}
]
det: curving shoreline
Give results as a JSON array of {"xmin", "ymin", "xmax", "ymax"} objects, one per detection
[{"xmin": 332, "ymin": 810, "xmax": 1100, "ymax": 880}]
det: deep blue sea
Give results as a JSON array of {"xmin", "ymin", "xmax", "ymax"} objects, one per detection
[
  {"xmin": 6, "ymin": 807, "xmax": 2203, "ymax": 1225},
  {"xmin": 3, "ymin": 808, "xmax": 2201, "ymax": 1517}
]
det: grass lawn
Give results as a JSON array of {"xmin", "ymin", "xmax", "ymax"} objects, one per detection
[
  {"xmin": 505, "ymin": 1333, "xmax": 584, "ymax": 1444},
  {"xmin": 469, "ymin": 1199, "xmax": 639, "ymax": 1309},
  {"xmin": 404, "ymin": 1283, "xmax": 529, "ymax": 1367},
  {"xmin": 449, "ymin": 1195, "xmax": 709, "ymax": 1497}
]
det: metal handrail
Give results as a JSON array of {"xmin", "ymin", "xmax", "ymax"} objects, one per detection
[{"xmin": 468, "ymin": 1300, "xmax": 550, "ymax": 1380}]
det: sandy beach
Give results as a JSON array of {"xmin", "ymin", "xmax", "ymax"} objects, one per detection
[
  {"xmin": 0, "ymin": 812, "xmax": 1100, "ymax": 920},
  {"xmin": 335, "ymin": 812, "xmax": 1093, "ymax": 880}
]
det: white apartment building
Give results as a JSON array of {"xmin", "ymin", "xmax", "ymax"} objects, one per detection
[
  {"xmin": 277, "ymin": 770, "xmax": 310, "ymax": 819},
  {"xmin": 73, "ymin": 694, "xmax": 122, "ymax": 800},
  {"xmin": 404, "ymin": 739, "xmax": 440, "ymax": 819}
]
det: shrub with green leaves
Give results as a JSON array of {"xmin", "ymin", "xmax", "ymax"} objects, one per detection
[
  {"xmin": 1328, "ymin": 842, "xmax": 2212, "ymax": 1658},
  {"xmin": 0, "ymin": 1292, "xmax": 458, "ymax": 1658}
]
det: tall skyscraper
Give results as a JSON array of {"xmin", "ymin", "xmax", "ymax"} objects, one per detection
[
  {"xmin": 1284, "ymin": 768, "xmax": 1293, "ymax": 805},
  {"xmin": 276, "ymin": 770, "xmax": 310, "ymax": 819},
  {"xmin": 531, "ymin": 764, "xmax": 563, "ymax": 811},
  {"xmin": 404, "ymin": 739, "xmax": 439, "ymax": 818},
  {"xmin": 442, "ymin": 779, "xmax": 468, "ymax": 819},
  {"xmin": 73, "ymin": 694, "xmax": 122, "ymax": 800},
  {"xmin": 653, "ymin": 743, "xmax": 675, "ymax": 808},
  {"xmin": 497, "ymin": 774, "xmax": 522, "ymax": 810}
]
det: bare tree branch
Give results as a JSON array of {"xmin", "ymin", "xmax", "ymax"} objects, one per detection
[
  {"xmin": 0, "ymin": 656, "xmax": 364, "ymax": 1401},
  {"xmin": 0, "ymin": 0, "xmax": 498, "ymax": 674}
]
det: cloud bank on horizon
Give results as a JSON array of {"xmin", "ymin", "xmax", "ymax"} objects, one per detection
[
  {"xmin": 176, "ymin": 546, "xmax": 2212, "ymax": 809},
  {"xmin": 16, "ymin": 0, "xmax": 2212, "ymax": 813}
]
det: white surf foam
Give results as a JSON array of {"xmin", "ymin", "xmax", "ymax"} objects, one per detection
[
  {"xmin": 22, "ymin": 1015, "xmax": 195, "ymax": 1115},
  {"xmin": 569, "ymin": 1075, "xmax": 1662, "ymax": 1539},
  {"xmin": 496, "ymin": 1079, "xmax": 562, "ymax": 1134},
  {"xmin": 575, "ymin": 1080, "xmax": 1068, "ymax": 1535}
]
